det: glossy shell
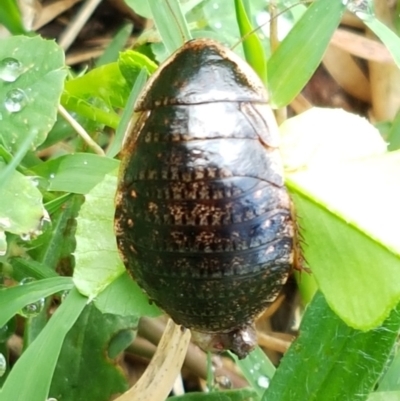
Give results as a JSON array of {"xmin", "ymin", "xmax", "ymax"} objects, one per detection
[{"xmin": 115, "ymin": 38, "xmax": 295, "ymax": 358}]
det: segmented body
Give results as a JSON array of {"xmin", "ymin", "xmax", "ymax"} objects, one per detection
[{"xmin": 115, "ymin": 38, "xmax": 295, "ymax": 356}]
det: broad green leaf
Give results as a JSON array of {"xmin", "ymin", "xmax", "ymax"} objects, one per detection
[
  {"xmin": 31, "ymin": 153, "xmax": 119, "ymax": 194},
  {"xmin": 0, "ymin": 162, "xmax": 48, "ymax": 254},
  {"xmin": 368, "ymin": 392, "xmax": 400, "ymax": 401},
  {"xmin": 0, "ymin": 36, "xmax": 67, "ymax": 152},
  {"xmin": 60, "ymin": 94, "xmax": 120, "ymax": 129},
  {"xmin": 264, "ymin": 293, "xmax": 400, "ymax": 401},
  {"xmin": 64, "ymin": 62, "xmax": 129, "ymax": 109},
  {"xmin": 168, "ymin": 388, "xmax": 259, "ymax": 400},
  {"xmin": 280, "ymin": 108, "xmax": 386, "ymax": 171},
  {"xmin": 0, "ymin": 277, "xmax": 73, "ymax": 327},
  {"xmin": 234, "ymin": 0, "xmax": 266, "ymax": 82},
  {"xmin": 29, "ymin": 194, "xmax": 84, "ymax": 272},
  {"xmin": 0, "ymin": 0, "xmax": 25, "ymax": 35},
  {"xmin": 287, "ymin": 183, "xmax": 400, "ymax": 330},
  {"xmin": 49, "ymin": 303, "xmax": 136, "ymax": 401},
  {"xmin": 118, "ymin": 50, "xmax": 157, "ymax": 86},
  {"xmin": 94, "ymin": 271, "xmax": 161, "ymax": 318},
  {"xmin": 268, "ymin": 0, "xmax": 345, "ymax": 107},
  {"xmin": 74, "ymin": 172, "xmax": 124, "ymax": 298},
  {"xmin": 0, "ymin": 288, "xmax": 86, "ymax": 401},
  {"xmin": 288, "ymin": 150, "xmax": 400, "ymax": 330},
  {"xmin": 280, "ymin": 107, "xmax": 399, "ymax": 330},
  {"xmin": 232, "ymin": 346, "xmax": 275, "ymax": 397}
]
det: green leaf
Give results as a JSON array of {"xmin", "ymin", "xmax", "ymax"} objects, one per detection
[
  {"xmin": 376, "ymin": 338, "xmax": 400, "ymax": 391},
  {"xmin": 232, "ymin": 346, "xmax": 275, "ymax": 397},
  {"xmin": 64, "ymin": 62, "xmax": 129, "ymax": 109},
  {"xmin": 118, "ymin": 50, "xmax": 157, "ymax": 86},
  {"xmin": 148, "ymin": 0, "xmax": 191, "ymax": 54},
  {"xmin": 107, "ymin": 68, "xmax": 148, "ymax": 158},
  {"xmin": 94, "ymin": 271, "xmax": 161, "ymax": 317},
  {"xmin": 288, "ymin": 150, "xmax": 400, "ymax": 330},
  {"xmin": 0, "ymin": 0, "xmax": 25, "ymax": 35},
  {"xmin": 95, "ymin": 23, "xmax": 133, "ymax": 67},
  {"xmin": 31, "ymin": 153, "xmax": 119, "ymax": 194},
  {"xmin": 280, "ymin": 107, "xmax": 399, "ymax": 330},
  {"xmin": 355, "ymin": 11, "xmax": 400, "ymax": 71},
  {"xmin": 74, "ymin": 172, "xmax": 124, "ymax": 298},
  {"xmin": 124, "ymin": 0, "xmax": 152, "ymax": 18},
  {"xmin": 368, "ymin": 392, "xmax": 400, "ymax": 401},
  {"xmin": 263, "ymin": 292, "xmax": 400, "ymax": 401},
  {"xmin": 0, "ymin": 288, "xmax": 86, "ymax": 401},
  {"xmin": 60, "ymin": 94, "xmax": 120, "ymax": 129},
  {"xmin": 49, "ymin": 302, "xmax": 136, "ymax": 401},
  {"xmin": 10, "ymin": 258, "xmax": 59, "ymax": 281},
  {"xmin": 0, "ymin": 277, "xmax": 73, "ymax": 327},
  {"xmin": 234, "ymin": 0, "xmax": 266, "ymax": 82},
  {"xmin": 0, "ymin": 162, "xmax": 48, "ymax": 254},
  {"xmin": 0, "ymin": 36, "xmax": 67, "ymax": 152},
  {"xmin": 268, "ymin": 0, "xmax": 345, "ymax": 107},
  {"xmin": 168, "ymin": 388, "xmax": 259, "ymax": 401},
  {"xmin": 387, "ymin": 111, "xmax": 400, "ymax": 151},
  {"xmin": 30, "ymin": 194, "xmax": 84, "ymax": 272}
]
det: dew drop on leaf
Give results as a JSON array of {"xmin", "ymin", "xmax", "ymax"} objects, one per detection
[
  {"xmin": 0, "ymin": 325, "xmax": 8, "ymax": 342},
  {"xmin": 0, "ymin": 57, "xmax": 23, "ymax": 82},
  {"xmin": 257, "ymin": 375, "xmax": 270, "ymax": 389},
  {"xmin": 19, "ymin": 277, "xmax": 45, "ymax": 317},
  {"xmin": 214, "ymin": 375, "xmax": 232, "ymax": 389},
  {"xmin": 60, "ymin": 290, "xmax": 70, "ymax": 302},
  {"xmin": 4, "ymin": 88, "xmax": 28, "ymax": 113},
  {"xmin": 20, "ymin": 233, "xmax": 32, "ymax": 241},
  {"xmin": 0, "ymin": 353, "xmax": 6, "ymax": 377}
]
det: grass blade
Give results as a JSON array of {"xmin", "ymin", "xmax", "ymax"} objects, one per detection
[
  {"xmin": 268, "ymin": 0, "xmax": 345, "ymax": 107},
  {"xmin": 0, "ymin": 288, "xmax": 86, "ymax": 401},
  {"xmin": 264, "ymin": 292, "xmax": 400, "ymax": 401}
]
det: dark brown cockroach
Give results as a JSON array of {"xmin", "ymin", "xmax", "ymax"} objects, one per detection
[{"xmin": 114, "ymin": 38, "xmax": 295, "ymax": 359}]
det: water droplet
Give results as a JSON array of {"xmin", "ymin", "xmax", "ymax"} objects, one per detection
[
  {"xmin": 4, "ymin": 88, "xmax": 28, "ymax": 113},
  {"xmin": 19, "ymin": 278, "xmax": 45, "ymax": 317},
  {"xmin": 49, "ymin": 173, "xmax": 55, "ymax": 179},
  {"xmin": 257, "ymin": 376, "xmax": 270, "ymax": 389},
  {"xmin": 214, "ymin": 22, "xmax": 222, "ymax": 29},
  {"xmin": 20, "ymin": 233, "xmax": 32, "ymax": 241},
  {"xmin": 28, "ymin": 176, "xmax": 40, "ymax": 187},
  {"xmin": 214, "ymin": 375, "xmax": 232, "ymax": 389},
  {"xmin": 254, "ymin": 362, "xmax": 261, "ymax": 371},
  {"xmin": 0, "ymin": 219, "xmax": 10, "ymax": 230},
  {"xmin": 0, "ymin": 325, "xmax": 8, "ymax": 342},
  {"xmin": 20, "ymin": 210, "xmax": 51, "ymax": 241},
  {"xmin": 0, "ymin": 353, "xmax": 6, "ymax": 377},
  {"xmin": 38, "ymin": 210, "xmax": 51, "ymax": 234},
  {"xmin": 47, "ymin": 398, "xmax": 58, "ymax": 401},
  {"xmin": 60, "ymin": 290, "xmax": 70, "ymax": 302},
  {"xmin": 213, "ymin": 2, "xmax": 219, "ymax": 9},
  {"xmin": 83, "ymin": 160, "xmax": 88, "ymax": 165},
  {"xmin": 0, "ymin": 230, "xmax": 7, "ymax": 256},
  {"xmin": 0, "ymin": 57, "xmax": 23, "ymax": 82}
]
